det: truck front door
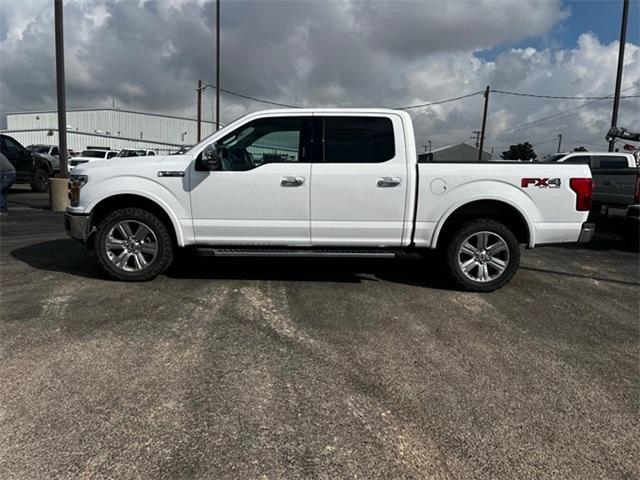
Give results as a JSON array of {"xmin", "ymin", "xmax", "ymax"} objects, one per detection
[
  {"xmin": 189, "ymin": 114, "xmax": 312, "ymax": 246},
  {"xmin": 309, "ymin": 115, "xmax": 408, "ymax": 246}
]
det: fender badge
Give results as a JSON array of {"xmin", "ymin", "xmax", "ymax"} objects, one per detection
[
  {"xmin": 521, "ymin": 177, "xmax": 561, "ymax": 188},
  {"xmin": 157, "ymin": 171, "xmax": 185, "ymax": 177}
]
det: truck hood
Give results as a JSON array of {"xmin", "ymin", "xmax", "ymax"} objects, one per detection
[{"xmin": 72, "ymin": 154, "xmax": 192, "ymax": 176}]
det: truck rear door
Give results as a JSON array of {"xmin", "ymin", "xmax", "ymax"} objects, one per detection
[{"xmin": 309, "ymin": 114, "xmax": 408, "ymax": 246}]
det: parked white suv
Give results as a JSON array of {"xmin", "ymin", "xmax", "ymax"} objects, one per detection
[{"xmin": 65, "ymin": 109, "xmax": 594, "ymax": 291}]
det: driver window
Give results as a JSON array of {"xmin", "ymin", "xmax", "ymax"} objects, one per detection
[{"xmin": 213, "ymin": 117, "xmax": 303, "ymax": 171}]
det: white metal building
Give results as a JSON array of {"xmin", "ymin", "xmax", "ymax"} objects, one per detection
[{"xmin": 2, "ymin": 108, "xmax": 219, "ymax": 154}]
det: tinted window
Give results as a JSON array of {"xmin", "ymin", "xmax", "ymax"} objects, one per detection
[
  {"xmin": 596, "ymin": 156, "xmax": 628, "ymax": 169},
  {"xmin": 563, "ymin": 156, "xmax": 591, "ymax": 164},
  {"xmin": 107, "ymin": 151, "xmax": 118, "ymax": 159},
  {"xmin": 51, "ymin": 147, "xmax": 59, "ymax": 156},
  {"xmin": 323, "ymin": 117, "xmax": 395, "ymax": 163},
  {"xmin": 3, "ymin": 137, "xmax": 23, "ymax": 155},
  {"xmin": 147, "ymin": 151, "xmax": 155, "ymax": 156},
  {"xmin": 215, "ymin": 117, "xmax": 304, "ymax": 171}
]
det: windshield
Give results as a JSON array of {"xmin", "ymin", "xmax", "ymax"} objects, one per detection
[
  {"xmin": 28, "ymin": 145, "xmax": 50, "ymax": 154},
  {"xmin": 80, "ymin": 150, "xmax": 108, "ymax": 158}
]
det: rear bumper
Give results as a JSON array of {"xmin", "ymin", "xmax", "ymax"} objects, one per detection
[
  {"xmin": 578, "ymin": 222, "xmax": 596, "ymax": 243},
  {"xmin": 64, "ymin": 212, "xmax": 90, "ymax": 242}
]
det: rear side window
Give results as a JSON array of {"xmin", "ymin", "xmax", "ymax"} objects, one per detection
[
  {"xmin": 563, "ymin": 155, "xmax": 591, "ymax": 165},
  {"xmin": 323, "ymin": 117, "xmax": 395, "ymax": 163},
  {"xmin": 595, "ymin": 156, "xmax": 628, "ymax": 169}
]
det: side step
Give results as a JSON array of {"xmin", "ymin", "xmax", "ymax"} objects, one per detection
[{"xmin": 195, "ymin": 247, "xmax": 398, "ymax": 259}]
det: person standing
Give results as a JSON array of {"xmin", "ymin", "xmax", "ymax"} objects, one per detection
[{"xmin": 0, "ymin": 152, "xmax": 16, "ymax": 214}]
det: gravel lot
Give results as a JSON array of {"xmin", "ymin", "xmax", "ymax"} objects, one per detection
[{"xmin": 1, "ymin": 186, "xmax": 638, "ymax": 480}]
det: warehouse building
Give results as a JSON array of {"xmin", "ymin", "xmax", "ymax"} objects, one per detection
[
  {"xmin": 2, "ymin": 108, "xmax": 219, "ymax": 155},
  {"xmin": 418, "ymin": 143, "xmax": 492, "ymax": 162}
]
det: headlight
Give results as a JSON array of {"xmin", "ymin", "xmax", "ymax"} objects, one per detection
[{"xmin": 68, "ymin": 175, "xmax": 88, "ymax": 207}]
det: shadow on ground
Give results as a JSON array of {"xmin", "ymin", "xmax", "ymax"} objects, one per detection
[{"xmin": 10, "ymin": 239, "xmax": 454, "ymax": 290}]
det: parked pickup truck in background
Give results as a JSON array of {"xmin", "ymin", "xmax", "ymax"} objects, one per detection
[
  {"xmin": 69, "ymin": 148, "xmax": 119, "ymax": 171},
  {"xmin": 0, "ymin": 134, "xmax": 53, "ymax": 192},
  {"xmin": 550, "ymin": 151, "xmax": 639, "ymax": 247},
  {"xmin": 65, "ymin": 109, "xmax": 594, "ymax": 291}
]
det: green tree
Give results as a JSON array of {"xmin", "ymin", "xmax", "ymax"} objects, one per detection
[
  {"xmin": 573, "ymin": 146, "xmax": 588, "ymax": 152},
  {"xmin": 500, "ymin": 142, "xmax": 537, "ymax": 161}
]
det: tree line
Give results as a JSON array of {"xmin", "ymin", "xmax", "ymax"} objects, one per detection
[{"xmin": 500, "ymin": 143, "xmax": 588, "ymax": 161}]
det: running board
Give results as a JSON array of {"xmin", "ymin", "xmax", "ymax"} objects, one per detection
[{"xmin": 195, "ymin": 247, "xmax": 398, "ymax": 258}]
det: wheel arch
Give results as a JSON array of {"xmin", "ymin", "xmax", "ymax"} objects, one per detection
[
  {"xmin": 88, "ymin": 193, "xmax": 183, "ymax": 247},
  {"xmin": 432, "ymin": 198, "xmax": 533, "ymax": 249}
]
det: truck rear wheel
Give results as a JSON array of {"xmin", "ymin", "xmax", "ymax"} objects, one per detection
[
  {"xmin": 445, "ymin": 219, "xmax": 520, "ymax": 292},
  {"xmin": 95, "ymin": 207, "xmax": 174, "ymax": 281}
]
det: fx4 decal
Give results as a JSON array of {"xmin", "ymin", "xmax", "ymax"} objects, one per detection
[{"xmin": 521, "ymin": 177, "xmax": 561, "ymax": 188}]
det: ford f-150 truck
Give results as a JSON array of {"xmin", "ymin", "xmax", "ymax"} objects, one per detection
[{"xmin": 65, "ymin": 109, "xmax": 594, "ymax": 291}]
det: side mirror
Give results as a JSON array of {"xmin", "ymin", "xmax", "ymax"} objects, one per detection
[{"xmin": 200, "ymin": 143, "xmax": 221, "ymax": 170}]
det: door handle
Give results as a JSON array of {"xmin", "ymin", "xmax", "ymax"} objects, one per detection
[
  {"xmin": 281, "ymin": 176, "xmax": 305, "ymax": 187},
  {"xmin": 377, "ymin": 176, "xmax": 401, "ymax": 187}
]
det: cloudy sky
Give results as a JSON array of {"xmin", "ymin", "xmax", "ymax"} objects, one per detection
[{"xmin": 0, "ymin": 0, "xmax": 638, "ymax": 156}]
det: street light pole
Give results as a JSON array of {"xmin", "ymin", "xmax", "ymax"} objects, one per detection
[
  {"xmin": 215, "ymin": 0, "xmax": 220, "ymax": 131},
  {"xmin": 609, "ymin": 0, "xmax": 629, "ymax": 152},
  {"xmin": 54, "ymin": 0, "xmax": 67, "ymax": 177}
]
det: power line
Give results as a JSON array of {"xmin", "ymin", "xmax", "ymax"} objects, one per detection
[
  {"xmin": 202, "ymin": 83, "xmax": 302, "ymax": 108},
  {"xmin": 492, "ymin": 89, "xmax": 640, "ymax": 100},
  {"xmin": 398, "ymin": 91, "xmax": 484, "ymax": 110},
  {"xmin": 486, "ymin": 84, "xmax": 640, "ymax": 137}
]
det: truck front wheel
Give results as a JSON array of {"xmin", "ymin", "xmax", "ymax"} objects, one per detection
[
  {"xmin": 30, "ymin": 168, "xmax": 50, "ymax": 193},
  {"xmin": 445, "ymin": 219, "xmax": 520, "ymax": 292},
  {"xmin": 95, "ymin": 208, "xmax": 174, "ymax": 281}
]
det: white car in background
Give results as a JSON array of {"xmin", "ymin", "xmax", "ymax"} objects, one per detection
[{"xmin": 69, "ymin": 148, "xmax": 119, "ymax": 171}]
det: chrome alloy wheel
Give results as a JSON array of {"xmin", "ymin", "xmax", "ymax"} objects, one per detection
[
  {"xmin": 105, "ymin": 220, "xmax": 158, "ymax": 272},
  {"xmin": 457, "ymin": 231, "xmax": 510, "ymax": 283}
]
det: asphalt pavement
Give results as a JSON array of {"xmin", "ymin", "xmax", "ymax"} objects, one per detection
[{"xmin": 1, "ymin": 186, "xmax": 638, "ymax": 479}]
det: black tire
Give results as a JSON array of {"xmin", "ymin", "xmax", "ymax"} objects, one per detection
[
  {"xmin": 444, "ymin": 218, "xmax": 520, "ymax": 292},
  {"xmin": 30, "ymin": 168, "xmax": 50, "ymax": 193},
  {"xmin": 95, "ymin": 207, "xmax": 174, "ymax": 281}
]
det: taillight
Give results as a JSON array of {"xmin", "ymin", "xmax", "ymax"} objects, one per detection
[
  {"xmin": 634, "ymin": 175, "xmax": 640, "ymax": 204},
  {"xmin": 570, "ymin": 178, "xmax": 593, "ymax": 211}
]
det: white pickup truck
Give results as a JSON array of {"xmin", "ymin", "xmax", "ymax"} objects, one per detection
[{"xmin": 65, "ymin": 109, "xmax": 594, "ymax": 291}]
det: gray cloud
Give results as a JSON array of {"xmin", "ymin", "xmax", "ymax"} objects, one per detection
[{"xmin": 0, "ymin": 0, "xmax": 638, "ymax": 156}]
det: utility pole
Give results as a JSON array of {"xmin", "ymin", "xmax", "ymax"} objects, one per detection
[
  {"xmin": 472, "ymin": 131, "xmax": 481, "ymax": 148},
  {"xmin": 609, "ymin": 0, "xmax": 629, "ymax": 152},
  {"xmin": 197, "ymin": 79, "xmax": 202, "ymax": 142},
  {"xmin": 557, "ymin": 134, "xmax": 563, "ymax": 153},
  {"xmin": 478, "ymin": 85, "xmax": 490, "ymax": 161},
  {"xmin": 54, "ymin": 0, "xmax": 67, "ymax": 177},
  {"xmin": 215, "ymin": 0, "xmax": 220, "ymax": 131}
]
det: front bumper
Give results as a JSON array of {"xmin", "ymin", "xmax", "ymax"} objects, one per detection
[
  {"xmin": 64, "ymin": 212, "xmax": 90, "ymax": 242},
  {"xmin": 577, "ymin": 222, "xmax": 596, "ymax": 243}
]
